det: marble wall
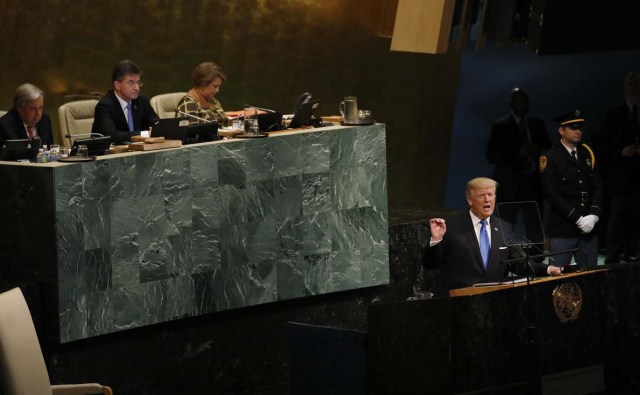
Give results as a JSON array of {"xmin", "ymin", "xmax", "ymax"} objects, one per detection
[{"xmin": 54, "ymin": 125, "xmax": 389, "ymax": 342}]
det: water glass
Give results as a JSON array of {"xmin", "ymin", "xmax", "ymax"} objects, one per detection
[
  {"xmin": 243, "ymin": 107, "xmax": 259, "ymax": 135},
  {"xmin": 357, "ymin": 110, "xmax": 373, "ymax": 124},
  {"xmin": 414, "ymin": 290, "xmax": 434, "ymax": 300},
  {"xmin": 77, "ymin": 144, "xmax": 89, "ymax": 158},
  {"xmin": 232, "ymin": 117, "xmax": 242, "ymax": 131},
  {"xmin": 406, "ymin": 290, "xmax": 434, "ymax": 301}
]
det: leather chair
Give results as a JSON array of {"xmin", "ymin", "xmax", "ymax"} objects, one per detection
[
  {"xmin": 58, "ymin": 99, "xmax": 99, "ymax": 147},
  {"xmin": 0, "ymin": 287, "xmax": 112, "ymax": 395},
  {"xmin": 0, "ymin": 110, "xmax": 7, "ymax": 117},
  {"xmin": 150, "ymin": 92, "xmax": 186, "ymax": 119}
]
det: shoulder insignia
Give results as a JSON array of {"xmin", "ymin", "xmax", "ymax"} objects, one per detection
[
  {"xmin": 582, "ymin": 143, "xmax": 596, "ymax": 170},
  {"xmin": 539, "ymin": 155, "xmax": 547, "ymax": 172}
]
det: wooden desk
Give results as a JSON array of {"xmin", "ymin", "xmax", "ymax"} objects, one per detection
[{"xmin": 449, "ymin": 269, "xmax": 606, "ymax": 297}]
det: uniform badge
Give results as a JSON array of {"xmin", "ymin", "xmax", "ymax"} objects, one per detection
[
  {"xmin": 586, "ymin": 158, "xmax": 592, "ymax": 168},
  {"xmin": 539, "ymin": 155, "xmax": 547, "ymax": 172}
]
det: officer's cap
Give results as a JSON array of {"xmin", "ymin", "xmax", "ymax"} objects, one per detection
[{"xmin": 555, "ymin": 109, "xmax": 585, "ymax": 126}]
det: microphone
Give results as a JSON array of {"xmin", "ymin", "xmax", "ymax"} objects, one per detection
[
  {"xmin": 176, "ymin": 110, "xmax": 213, "ymax": 123},
  {"xmin": 64, "ymin": 133, "xmax": 105, "ymax": 138},
  {"xmin": 243, "ymin": 105, "xmax": 276, "ymax": 114},
  {"xmin": 501, "ymin": 248, "xmax": 579, "ymax": 265}
]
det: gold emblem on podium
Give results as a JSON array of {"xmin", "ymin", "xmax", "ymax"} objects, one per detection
[{"xmin": 552, "ymin": 283, "xmax": 583, "ymax": 323}]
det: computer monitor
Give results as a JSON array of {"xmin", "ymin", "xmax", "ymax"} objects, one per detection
[
  {"xmin": 257, "ymin": 112, "xmax": 283, "ymax": 132},
  {"xmin": 1, "ymin": 139, "xmax": 39, "ymax": 161},
  {"xmin": 70, "ymin": 136, "xmax": 112, "ymax": 156}
]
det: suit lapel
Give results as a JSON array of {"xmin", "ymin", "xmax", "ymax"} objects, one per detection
[
  {"xmin": 488, "ymin": 217, "xmax": 502, "ymax": 269},
  {"xmin": 463, "ymin": 214, "xmax": 485, "ymax": 271},
  {"xmin": 9, "ymin": 111, "xmax": 29, "ymax": 140},
  {"xmin": 110, "ymin": 91, "xmax": 130, "ymax": 131}
]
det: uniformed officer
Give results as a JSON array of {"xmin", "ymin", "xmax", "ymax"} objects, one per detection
[{"xmin": 540, "ymin": 110, "xmax": 603, "ymax": 268}]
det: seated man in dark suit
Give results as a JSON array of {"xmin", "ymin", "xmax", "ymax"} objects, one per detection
[
  {"xmin": 423, "ymin": 177, "xmax": 562, "ymax": 296},
  {"xmin": 0, "ymin": 83, "xmax": 54, "ymax": 148},
  {"xmin": 92, "ymin": 59, "xmax": 158, "ymax": 145}
]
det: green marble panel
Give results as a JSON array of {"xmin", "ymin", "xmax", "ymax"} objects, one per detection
[
  {"xmin": 56, "ymin": 125, "xmax": 389, "ymax": 342},
  {"xmin": 303, "ymin": 253, "xmax": 332, "ymax": 295}
]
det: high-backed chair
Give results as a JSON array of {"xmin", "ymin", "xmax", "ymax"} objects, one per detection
[
  {"xmin": 58, "ymin": 99, "xmax": 99, "ymax": 147},
  {"xmin": 0, "ymin": 287, "xmax": 113, "ymax": 395},
  {"xmin": 150, "ymin": 92, "xmax": 186, "ymax": 119}
]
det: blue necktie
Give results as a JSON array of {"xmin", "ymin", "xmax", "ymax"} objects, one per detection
[
  {"xmin": 480, "ymin": 220, "xmax": 490, "ymax": 269},
  {"xmin": 127, "ymin": 103, "xmax": 134, "ymax": 132}
]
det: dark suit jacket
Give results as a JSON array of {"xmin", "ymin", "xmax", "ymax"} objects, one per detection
[
  {"xmin": 92, "ymin": 90, "xmax": 158, "ymax": 145},
  {"xmin": 423, "ymin": 212, "xmax": 544, "ymax": 296},
  {"xmin": 0, "ymin": 109, "xmax": 54, "ymax": 147},
  {"xmin": 487, "ymin": 114, "xmax": 551, "ymax": 202},
  {"xmin": 599, "ymin": 104, "xmax": 640, "ymax": 196}
]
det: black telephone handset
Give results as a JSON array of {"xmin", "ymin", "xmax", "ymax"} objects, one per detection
[{"xmin": 293, "ymin": 92, "xmax": 313, "ymax": 113}]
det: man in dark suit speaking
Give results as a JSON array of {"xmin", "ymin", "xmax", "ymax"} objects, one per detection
[
  {"xmin": 0, "ymin": 83, "xmax": 54, "ymax": 148},
  {"xmin": 92, "ymin": 59, "xmax": 158, "ymax": 145},
  {"xmin": 423, "ymin": 177, "xmax": 562, "ymax": 296}
]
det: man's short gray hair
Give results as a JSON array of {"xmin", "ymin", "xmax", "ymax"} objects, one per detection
[{"xmin": 13, "ymin": 83, "xmax": 44, "ymax": 109}]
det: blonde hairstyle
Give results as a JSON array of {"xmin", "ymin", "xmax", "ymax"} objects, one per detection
[{"xmin": 466, "ymin": 177, "xmax": 498, "ymax": 198}]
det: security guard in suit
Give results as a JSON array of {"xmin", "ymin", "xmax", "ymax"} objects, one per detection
[{"xmin": 540, "ymin": 110, "xmax": 603, "ymax": 268}]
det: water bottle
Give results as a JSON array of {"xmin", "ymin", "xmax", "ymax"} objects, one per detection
[
  {"xmin": 36, "ymin": 148, "xmax": 45, "ymax": 163},
  {"xmin": 42, "ymin": 145, "xmax": 50, "ymax": 162},
  {"xmin": 49, "ymin": 144, "xmax": 61, "ymax": 161}
]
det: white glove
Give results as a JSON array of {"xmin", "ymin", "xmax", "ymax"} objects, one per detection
[
  {"xmin": 581, "ymin": 214, "xmax": 599, "ymax": 234},
  {"xmin": 575, "ymin": 216, "xmax": 587, "ymax": 232}
]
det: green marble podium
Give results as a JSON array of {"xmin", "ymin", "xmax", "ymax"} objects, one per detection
[{"xmin": 1, "ymin": 124, "xmax": 389, "ymax": 343}]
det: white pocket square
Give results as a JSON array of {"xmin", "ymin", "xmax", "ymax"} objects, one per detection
[{"xmin": 499, "ymin": 246, "xmax": 507, "ymax": 250}]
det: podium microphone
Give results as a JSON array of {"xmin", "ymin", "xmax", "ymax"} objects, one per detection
[
  {"xmin": 243, "ymin": 105, "xmax": 276, "ymax": 114},
  {"xmin": 64, "ymin": 133, "xmax": 105, "ymax": 139},
  {"xmin": 176, "ymin": 110, "xmax": 212, "ymax": 123}
]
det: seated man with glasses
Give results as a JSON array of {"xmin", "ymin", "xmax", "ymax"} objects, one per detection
[
  {"xmin": 0, "ymin": 83, "xmax": 54, "ymax": 148},
  {"xmin": 92, "ymin": 59, "xmax": 159, "ymax": 145}
]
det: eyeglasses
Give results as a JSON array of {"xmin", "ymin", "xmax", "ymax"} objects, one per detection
[
  {"xmin": 24, "ymin": 106, "xmax": 44, "ymax": 113},
  {"xmin": 119, "ymin": 80, "xmax": 143, "ymax": 87}
]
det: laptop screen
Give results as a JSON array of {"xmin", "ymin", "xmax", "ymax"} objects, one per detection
[{"xmin": 152, "ymin": 118, "xmax": 189, "ymax": 141}]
